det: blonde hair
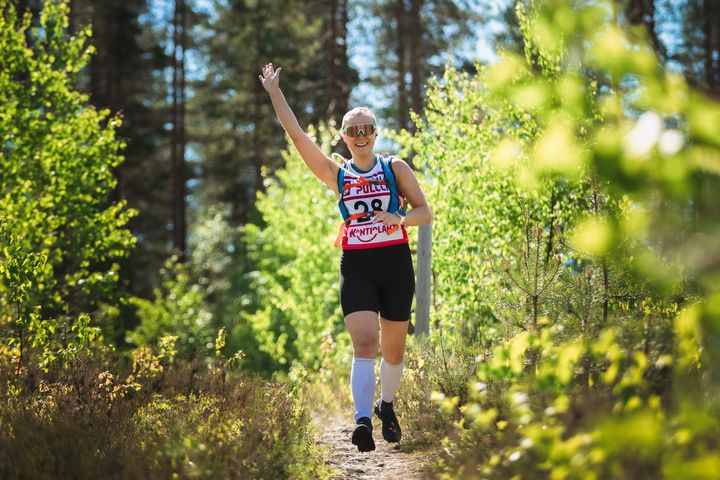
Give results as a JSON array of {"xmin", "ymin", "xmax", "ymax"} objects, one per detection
[{"xmin": 341, "ymin": 107, "xmax": 377, "ymax": 128}]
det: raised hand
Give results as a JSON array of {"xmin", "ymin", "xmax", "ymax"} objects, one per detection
[{"xmin": 259, "ymin": 63, "xmax": 282, "ymax": 94}]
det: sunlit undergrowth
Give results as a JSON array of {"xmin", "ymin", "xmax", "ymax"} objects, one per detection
[{"xmin": 0, "ymin": 336, "xmax": 331, "ymax": 480}]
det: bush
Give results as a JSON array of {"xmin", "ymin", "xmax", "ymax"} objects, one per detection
[
  {"xmin": 128, "ymin": 257, "xmax": 216, "ymax": 361},
  {"xmin": 0, "ymin": 337, "xmax": 331, "ymax": 480},
  {"xmin": 0, "ymin": 0, "xmax": 134, "ymax": 374}
]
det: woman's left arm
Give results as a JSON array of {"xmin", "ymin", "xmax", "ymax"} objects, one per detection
[{"xmin": 375, "ymin": 159, "xmax": 433, "ymax": 227}]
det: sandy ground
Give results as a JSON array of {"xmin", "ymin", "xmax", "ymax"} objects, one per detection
[{"xmin": 313, "ymin": 411, "xmax": 431, "ymax": 480}]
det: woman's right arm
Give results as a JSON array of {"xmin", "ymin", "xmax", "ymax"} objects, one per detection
[{"xmin": 259, "ymin": 63, "xmax": 339, "ymax": 193}]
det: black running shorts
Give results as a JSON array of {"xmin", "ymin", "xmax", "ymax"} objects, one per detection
[{"xmin": 340, "ymin": 243, "xmax": 415, "ymax": 321}]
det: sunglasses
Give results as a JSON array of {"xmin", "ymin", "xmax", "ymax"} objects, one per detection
[{"xmin": 342, "ymin": 123, "xmax": 376, "ymax": 138}]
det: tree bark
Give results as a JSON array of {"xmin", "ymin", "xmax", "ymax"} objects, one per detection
[
  {"xmin": 171, "ymin": 0, "xmax": 187, "ymax": 257},
  {"xmin": 106, "ymin": 7, "xmax": 125, "ymax": 200},
  {"xmin": 326, "ymin": 0, "xmax": 338, "ymax": 118},
  {"xmin": 590, "ymin": 173, "xmax": 610, "ymax": 324},
  {"xmin": 703, "ymin": 0, "xmax": 719, "ymax": 94},
  {"xmin": 68, "ymin": 0, "xmax": 78, "ymax": 35},
  {"xmin": 251, "ymin": 1, "xmax": 266, "ymax": 206},
  {"xmin": 396, "ymin": 0, "xmax": 408, "ymax": 130},
  {"xmin": 338, "ymin": 0, "xmax": 351, "ymax": 116},
  {"xmin": 408, "ymin": 0, "xmax": 423, "ymax": 130},
  {"xmin": 332, "ymin": 0, "xmax": 352, "ymax": 157}
]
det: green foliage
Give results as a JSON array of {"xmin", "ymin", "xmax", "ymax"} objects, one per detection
[
  {"xmin": 0, "ymin": 0, "xmax": 134, "ymax": 372},
  {"xmin": 388, "ymin": 0, "xmax": 720, "ymax": 478},
  {"xmin": 184, "ymin": 204, "xmax": 277, "ymax": 373},
  {"xmin": 73, "ymin": 0, "xmax": 175, "ymax": 299},
  {"xmin": 242, "ymin": 125, "xmax": 348, "ymax": 373},
  {"xmin": 0, "ymin": 2, "xmax": 463, "ymax": 476},
  {"xmin": 128, "ymin": 257, "xmax": 216, "ymax": 360},
  {"xmin": 4, "ymin": 1, "xmax": 720, "ymax": 478},
  {"xmin": 392, "ymin": 63, "xmax": 589, "ymax": 339}
]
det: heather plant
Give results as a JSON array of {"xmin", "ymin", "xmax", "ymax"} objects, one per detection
[
  {"xmin": 0, "ymin": 336, "xmax": 331, "ymax": 480},
  {"xmin": 5, "ymin": 0, "xmax": 720, "ymax": 478}
]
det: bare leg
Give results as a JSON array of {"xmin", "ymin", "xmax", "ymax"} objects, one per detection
[
  {"xmin": 345, "ymin": 311, "xmax": 380, "ymax": 358},
  {"xmin": 379, "ymin": 318, "xmax": 409, "ymax": 364}
]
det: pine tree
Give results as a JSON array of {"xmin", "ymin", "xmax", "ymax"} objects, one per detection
[
  {"xmin": 190, "ymin": 0, "xmax": 350, "ymax": 224},
  {"xmin": 359, "ymin": 0, "xmax": 481, "ymax": 131},
  {"xmin": 170, "ymin": 0, "xmax": 188, "ymax": 257},
  {"xmin": 633, "ymin": 0, "xmax": 720, "ymax": 97},
  {"xmin": 69, "ymin": 0, "xmax": 177, "ymax": 296},
  {"xmin": 320, "ymin": 0, "xmax": 358, "ymax": 126}
]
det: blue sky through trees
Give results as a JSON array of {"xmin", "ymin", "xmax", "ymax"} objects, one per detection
[{"xmin": 145, "ymin": 0, "xmax": 507, "ymax": 119}]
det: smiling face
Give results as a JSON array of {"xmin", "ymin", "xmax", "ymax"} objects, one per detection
[{"xmin": 341, "ymin": 107, "xmax": 378, "ymax": 159}]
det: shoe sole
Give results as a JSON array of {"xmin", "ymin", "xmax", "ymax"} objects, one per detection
[
  {"xmin": 374, "ymin": 403, "xmax": 402, "ymax": 443},
  {"xmin": 351, "ymin": 424, "xmax": 375, "ymax": 452}
]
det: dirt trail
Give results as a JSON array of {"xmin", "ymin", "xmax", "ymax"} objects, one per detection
[{"xmin": 313, "ymin": 412, "xmax": 430, "ymax": 480}]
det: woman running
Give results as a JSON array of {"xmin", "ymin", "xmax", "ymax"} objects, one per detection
[{"xmin": 259, "ymin": 63, "xmax": 432, "ymax": 452}]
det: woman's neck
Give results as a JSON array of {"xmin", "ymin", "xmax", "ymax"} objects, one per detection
[{"xmin": 351, "ymin": 152, "xmax": 376, "ymax": 171}]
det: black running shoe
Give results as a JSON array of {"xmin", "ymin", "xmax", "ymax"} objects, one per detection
[
  {"xmin": 374, "ymin": 399, "xmax": 402, "ymax": 443},
  {"xmin": 351, "ymin": 416, "xmax": 375, "ymax": 452}
]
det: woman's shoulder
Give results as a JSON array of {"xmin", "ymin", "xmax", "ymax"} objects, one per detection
[
  {"xmin": 377, "ymin": 153, "xmax": 408, "ymax": 168},
  {"xmin": 382, "ymin": 155, "xmax": 412, "ymax": 174}
]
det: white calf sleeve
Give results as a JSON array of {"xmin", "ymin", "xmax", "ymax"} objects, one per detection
[
  {"xmin": 351, "ymin": 357, "xmax": 376, "ymax": 420},
  {"xmin": 380, "ymin": 357, "xmax": 404, "ymax": 403}
]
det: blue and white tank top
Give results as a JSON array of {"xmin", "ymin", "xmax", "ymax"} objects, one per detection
[{"xmin": 336, "ymin": 154, "xmax": 409, "ymax": 250}]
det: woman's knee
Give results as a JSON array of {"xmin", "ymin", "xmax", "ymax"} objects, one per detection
[
  {"xmin": 352, "ymin": 334, "xmax": 379, "ymax": 356},
  {"xmin": 345, "ymin": 311, "xmax": 380, "ymax": 356},
  {"xmin": 379, "ymin": 319, "xmax": 408, "ymax": 364},
  {"xmin": 381, "ymin": 350, "xmax": 404, "ymax": 365}
]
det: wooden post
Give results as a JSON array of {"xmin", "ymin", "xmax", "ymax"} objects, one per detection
[{"xmin": 415, "ymin": 223, "xmax": 432, "ymax": 335}]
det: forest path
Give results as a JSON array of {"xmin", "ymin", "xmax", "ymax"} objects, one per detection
[{"xmin": 312, "ymin": 411, "xmax": 430, "ymax": 480}]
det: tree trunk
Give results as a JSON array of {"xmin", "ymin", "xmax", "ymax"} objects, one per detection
[
  {"xmin": 415, "ymin": 224, "xmax": 432, "ymax": 335},
  {"xmin": 253, "ymin": 81, "xmax": 264, "ymax": 197},
  {"xmin": 590, "ymin": 174, "xmax": 610, "ymax": 324},
  {"xmin": 68, "ymin": 0, "xmax": 78, "ymax": 35},
  {"xmin": 326, "ymin": 0, "xmax": 338, "ymax": 118},
  {"xmin": 171, "ymin": 0, "xmax": 187, "ymax": 257},
  {"xmin": 628, "ymin": 0, "xmax": 666, "ymax": 61},
  {"xmin": 408, "ymin": 0, "xmax": 423, "ymax": 130},
  {"xmin": 332, "ymin": 0, "xmax": 352, "ymax": 157},
  {"xmin": 106, "ymin": 8, "xmax": 126, "ymax": 201},
  {"xmin": 395, "ymin": 0, "xmax": 408, "ymax": 131},
  {"xmin": 251, "ymin": 1, "xmax": 266, "ymax": 204},
  {"xmin": 544, "ymin": 186, "xmax": 556, "ymax": 266},
  {"xmin": 179, "ymin": 0, "xmax": 187, "ymax": 248},
  {"xmin": 338, "ymin": 0, "xmax": 351, "ymax": 117},
  {"xmin": 703, "ymin": 0, "xmax": 719, "ymax": 94}
]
